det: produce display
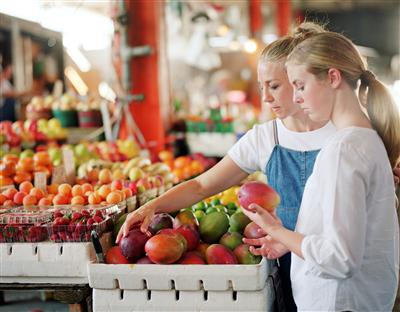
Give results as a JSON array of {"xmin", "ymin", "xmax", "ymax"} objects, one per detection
[
  {"xmin": 0, "ymin": 119, "xmax": 67, "ymax": 149},
  {"xmin": 105, "ymin": 183, "xmax": 277, "ymax": 265}
]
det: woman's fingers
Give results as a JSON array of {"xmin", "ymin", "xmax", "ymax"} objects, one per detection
[
  {"xmin": 243, "ymin": 237, "xmax": 264, "ymax": 246},
  {"xmin": 140, "ymin": 215, "xmax": 153, "ymax": 236}
]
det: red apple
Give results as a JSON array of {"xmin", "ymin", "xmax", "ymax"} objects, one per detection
[{"xmin": 238, "ymin": 181, "xmax": 280, "ymax": 212}]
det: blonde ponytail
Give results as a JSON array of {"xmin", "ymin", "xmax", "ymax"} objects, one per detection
[
  {"xmin": 287, "ymin": 32, "xmax": 400, "ymax": 168},
  {"xmin": 362, "ymin": 73, "xmax": 400, "ymax": 168}
]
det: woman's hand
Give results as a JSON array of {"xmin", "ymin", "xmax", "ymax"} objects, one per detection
[
  {"xmin": 241, "ymin": 203, "xmax": 283, "ymax": 234},
  {"xmin": 115, "ymin": 203, "xmax": 157, "ymax": 244},
  {"xmin": 243, "ymin": 235, "xmax": 289, "ymax": 259}
]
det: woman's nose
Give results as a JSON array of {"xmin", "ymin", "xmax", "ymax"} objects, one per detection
[
  {"xmin": 262, "ymin": 89, "xmax": 273, "ymax": 103},
  {"xmin": 293, "ymin": 92, "xmax": 303, "ymax": 104}
]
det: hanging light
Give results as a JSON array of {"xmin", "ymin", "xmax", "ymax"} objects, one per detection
[{"xmin": 244, "ymin": 39, "xmax": 257, "ymax": 54}]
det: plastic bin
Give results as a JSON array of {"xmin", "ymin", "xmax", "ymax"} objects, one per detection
[
  {"xmin": 0, "ymin": 211, "xmax": 52, "ymax": 242},
  {"xmin": 52, "ymin": 109, "xmax": 79, "ymax": 127},
  {"xmin": 78, "ymin": 110, "xmax": 103, "ymax": 127}
]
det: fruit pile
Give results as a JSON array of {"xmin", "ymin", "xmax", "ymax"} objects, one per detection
[
  {"xmin": 0, "ymin": 180, "xmax": 135, "ymax": 208},
  {"xmin": 0, "ymin": 152, "xmax": 53, "ymax": 187},
  {"xmin": 106, "ymin": 181, "xmax": 280, "ymax": 265},
  {"xmin": 49, "ymin": 208, "xmax": 110, "ymax": 242},
  {"xmin": 158, "ymin": 151, "xmax": 215, "ymax": 183},
  {"xmin": 0, "ymin": 211, "xmax": 51, "ymax": 243},
  {"xmin": 0, "ymin": 119, "xmax": 67, "ymax": 148}
]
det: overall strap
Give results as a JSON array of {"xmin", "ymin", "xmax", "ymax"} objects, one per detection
[{"xmin": 272, "ymin": 119, "xmax": 279, "ymax": 145}]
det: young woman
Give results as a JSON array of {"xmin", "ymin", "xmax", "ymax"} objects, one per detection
[
  {"xmin": 243, "ymin": 32, "xmax": 400, "ymax": 311},
  {"xmin": 117, "ymin": 22, "xmax": 332, "ymax": 311}
]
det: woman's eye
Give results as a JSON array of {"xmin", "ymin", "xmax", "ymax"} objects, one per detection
[
  {"xmin": 270, "ymin": 85, "xmax": 279, "ymax": 90},
  {"xmin": 297, "ymin": 86, "xmax": 304, "ymax": 91}
]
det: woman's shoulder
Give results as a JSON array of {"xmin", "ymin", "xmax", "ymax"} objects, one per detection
[{"xmin": 322, "ymin": 127, "xmax": 388, "ymax": 166}]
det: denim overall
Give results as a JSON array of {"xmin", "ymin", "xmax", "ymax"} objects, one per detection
[{"xmin": 266, "ymin": 120, "xmax": 320, "ymax": 312}]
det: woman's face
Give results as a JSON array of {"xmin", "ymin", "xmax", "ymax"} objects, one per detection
[
  {"xmin": 257, "ymin": 61, "xmax": 301, "ymax": 119},
  {"xmin": 286, "ymin": 63, "xmax": 333, "ymax": 122}
]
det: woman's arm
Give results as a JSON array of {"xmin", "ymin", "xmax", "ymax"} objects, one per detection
[{"xmin": 116, "ymin": 155, "xmax": 248, "ymax": 242}]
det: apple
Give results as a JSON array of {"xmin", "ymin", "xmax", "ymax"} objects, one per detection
[
  {"xmin": 128, "ymin": 167, "xmax": 145, "ymax": 181},
  {"xmin": 238, "ymin": 181, "xmax": 280, "ymax": 212}
]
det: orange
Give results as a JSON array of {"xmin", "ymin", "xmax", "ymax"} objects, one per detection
[
  {"xmin": 13, "ymin": 191, "xmax": 27, "ymax": 205},
  {"xmin": 47, "ymin": 183, "xmax": 59, "ymax": 195},
  {"xmin": 172, "ymin": 168, "xmax": 184, "ymax": 182},
  {"xmin": 71, "ymin": 185, "xmax": 83, "ymax": 197},
  {"xmin": 163, "ymin": 159, "xmax": 174, "ymax": 170},
  {"xmin": 46, "ymin": 194, "xmax": 55, "ymax": 202},
  {"xmin": 0, "ymin": 194, "xmax": 7, "ymax": 205},
  {"xmin": 0, "ymin": 175, "xmax": 14, "ymax": 187},
  {"xmin": 3, "ymin": 199, "xmax": 14, "ymax": 207},
  {"xmin": 2, "ymin": 154, "xmax": 19, "ymax": 164},
  {"xmin": 0, "ymin": 162, "xmax": 16, "ymax": 176},
  {"xmin": 23, "ymin": 195, "xmax": 37, "ymax": 206},
  {"xmin": 158, "ymin": 150, "xmax": 174, "ymax": 162},
  {"xmin": 19, "ymin": 181, "xmax": 34, "ymax": 194},
  {"xmin": 174, "ymin": 156, "xmax": 191, "ymax": 169},
  {"xmin": 98, "ymin": 185, "xmax": 111, "ymax": 200},
  {"xmin": 87, "ymin": 168, "xmax": 99, "ymax": 183},
  {"xmin": 190, "ymin": 160, "xmax": 204, "ymax": 174},
  {"xmin": 98, "ymin": 169, "xmax": 112, "ymax": 185},
  {"xmin": 2, "ymin": 188, "xmax": 18, "ymax": 200},
  {"xmin": 13, "ymin": 171, "xmax": 33, "ymax": 184},
  {"xmin": 17, "ymin": 157, "xmax": 34, "ymax": 172},
  {"xmin": 182, "ymin": 166, "xmax": 193, "ymax": 180},
  {"xmin": 33, "ymin": 152, "xmax": 51, "ymax": 166},
  {"xmin": 88, "ymin": 192, "xmax": 102, "ymax": 205},
  {"xmin": 81, "ymin": 183, "xmax": 93, "ymax": 194},
  {"xmin": 38, "ymin": 197, "xmax": 52, "ymax": 206},
  {"xmin": 29, "ymin": 187, "xmax": 46, "ymax": 200},
  {"xmin": 71, "ymin": 195, "xmax": 85, "ymax": 205},
  {"xmin": 106, "ymin": 191, "xmax": 122, "ymax": 204},
  {"xmin": 53, "ymin": 194, "xmax": 70, "ymax": 205},
  {"xmin": 122, "ymin": 188, "xmax": 133, "ymax": 199},
  {"xmin": 58, "ymin": 184, "xmax": 72, "ymax": 197}
]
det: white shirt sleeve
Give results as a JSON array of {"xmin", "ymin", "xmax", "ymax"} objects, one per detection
[
  {"xmin": 301, "ymin": 141, "xmax": 369, "ymax": 279},
  {"xmin": 227, "ymin": 124, "xmax": 271, "ymax": 173}
]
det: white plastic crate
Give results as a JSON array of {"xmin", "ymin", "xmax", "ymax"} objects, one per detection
[
  {"xmin": 0, "ymin": 232, "xmax": 112, "ymax": 284},
  {"xmin": 88, "ymin": 258, "xmax": 274, "ymax": 291},
  {"xmin": 93, "ymin": 277, "xmax": 274, "ymax": 311}
]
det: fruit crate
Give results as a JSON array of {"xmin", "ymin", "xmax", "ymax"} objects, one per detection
[
  {"xmin": 126, "ymin": 196, "xmax": 137, "ymax": 213},
  {"xmin": 0, "ymin": 232, "xmax": 113, "ymax": 284},
  {"xmin": 92, "ymin": 275, "xmax": 275, "ymax": 312},
  {"xmin": 0, "ymin": 211, "xmax": 52, "ymax": 243},
  {"xmin": 137, "ymin": 188, "xmax": 158, "ymax": 207},
  {"xmin": 88, "ymin": 258, "xmax": 274, "ymax": 291},
  {"xmin": 47, "ymin": 216, "xmax": 109, "ymax": 243},
  {"xmin": 0, "ymin": 207, "xmax": 12, "ymax": 214}
]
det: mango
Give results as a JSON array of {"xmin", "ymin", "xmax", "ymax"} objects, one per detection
[
  {"xmin": 205, "ymin": 244, "xmax": 238, "ymax": 264},
  {"xmin": 199, "ymin": 211, "xmax": 229, "ymax": 243},
  {"xmin": 233, "ymin": 244, "xmax": 262, "ymax": 264},
  {"xmin": 238, "ymin": 181, "xmax": 280, "ymax": 212}
]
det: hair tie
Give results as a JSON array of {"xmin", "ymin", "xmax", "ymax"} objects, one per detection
[{"xmin": 360, "ymin": 70, "xmax": 376, "ymax": 85}]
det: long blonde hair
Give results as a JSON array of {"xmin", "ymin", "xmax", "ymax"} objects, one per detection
[
  {"xmin": 259, "ymin": 22, "xmax": 326, "ymax": 63},
  {"xmin": 287, "ymin": 32, "xmax": 400, "ymax": 168}
]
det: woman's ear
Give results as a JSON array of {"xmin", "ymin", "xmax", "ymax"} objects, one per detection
[{"xmin": 327, "ymin": 68, "xmax": 342, "ymax": 88}]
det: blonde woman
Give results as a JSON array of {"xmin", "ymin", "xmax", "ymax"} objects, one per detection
[
  {"xmin": 243, "ymin": 32, "xmax": 399, "ymax": 311},
  {"xmin": 118, "ymin": 23, "xmax": 332, "ymax": 311}
]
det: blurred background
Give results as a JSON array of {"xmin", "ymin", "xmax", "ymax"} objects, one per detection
[{"xmin": 1, "ymin": 0, "xmax": 399, "ymax": 158}]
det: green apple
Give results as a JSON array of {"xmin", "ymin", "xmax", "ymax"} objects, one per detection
[{"xmin": 20, "ymin": 149, "xmax": 34, "ymax": 159}]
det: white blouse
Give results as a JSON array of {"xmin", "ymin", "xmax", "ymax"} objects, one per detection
[{"xmin": 292, "ymin": 127, "xmax": 399, "ymax": 311}]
